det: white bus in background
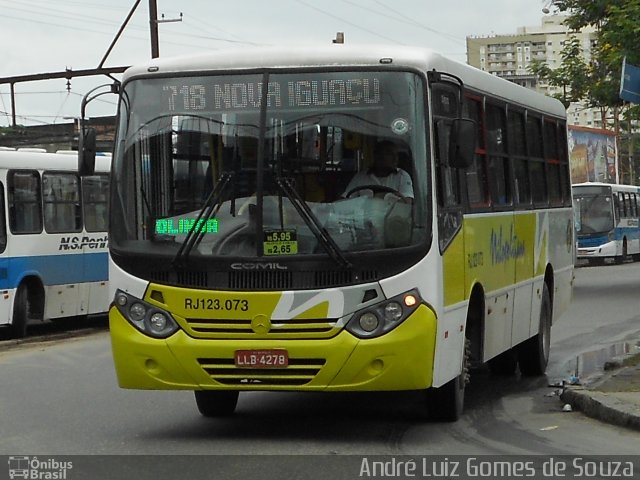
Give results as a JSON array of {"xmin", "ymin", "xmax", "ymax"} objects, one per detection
[
  {"xmin": 573, "ymin": 182, "xmax": 640, "ymax": 265},
  {"xmin": 0, "ymin": 149, "xmax": 110, "ymax": 338}
]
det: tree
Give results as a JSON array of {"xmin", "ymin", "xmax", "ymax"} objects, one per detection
[
  {"xmin": 528, "ymin": 36, "xmax": 589, "ymax": 108},
  {"xmin": 546, "ymin": 0, "xmax": 640, "ymax": 183},
  {"xmin": 549, "ymin": 0, "xmax": 640, "ymax": 112}
]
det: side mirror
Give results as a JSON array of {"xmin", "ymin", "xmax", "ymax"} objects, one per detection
[
  {"xmin": 79, "ymin": 127, "xmax": 97, "ymax": 176},
  {"xmin": 449, "ymin": 118, "xmax": 476, "ymax": 169}
]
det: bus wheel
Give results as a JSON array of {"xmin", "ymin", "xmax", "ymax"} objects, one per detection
[
  {"xmin": 518, "ymin": 283, "xmax": 551, "ymax": 376},
  {"xmin": 194, "ymin": 390, "xmax": 239, "ymax": 417},
  {"xmin": 427, "ymin": 337, "xmax": 470, "ymax": 422},
  {"xmin": 10, "ymin": 285, "xmax": 30, "ymax": 339},
  {"xmin": 616, "ymin": 240, "xmax": 628, "ymax": 264}
]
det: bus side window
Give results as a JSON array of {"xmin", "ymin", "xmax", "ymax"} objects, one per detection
[
  {"xmin": 43, "ymin": 172, "xmax": 82, "ymax": 234},
  {"xmin": 486, "ymin": 103, "xmax": 511, "ymax": 206},
  {"xmin": 508, "ymin": 109, "xmax": 531, "ymax": 206},
  {"xmin": 83, "ymin": 174, "xmax": 109, "ymax": 233},
  {"xmin": 619, "ymin": 192, "xmax": 627, "ymax": 218},
  {"xmin": 433, "ymin": 84, "xmax": 462, "ymax": 208},
  {"xmin": 527, "ymin": 114, "xmax": 547, "ymax": 205},
  {"xmin": 464, "ymin": 96, "xmax": 490, "ymax": 209},
  {"xmin": 544, "ymin": 120, "xmax": 562, "ymax": 206},
  {"xmin": 8, "ymin": 170, "xmax": 43, "ymax": 234}
]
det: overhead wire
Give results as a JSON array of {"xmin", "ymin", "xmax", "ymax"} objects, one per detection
[
  {"xmin": 296, "ymin": 0, "xmax": 404, "ymax": 45},
  {"xmin": 369, "ymin": 0, "xmax": 465, "ymax": 44}
]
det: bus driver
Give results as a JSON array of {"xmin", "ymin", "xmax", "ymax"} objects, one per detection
[{"xmin": 342, "ymin": 140, "xmax": 414, "ymax": 203}]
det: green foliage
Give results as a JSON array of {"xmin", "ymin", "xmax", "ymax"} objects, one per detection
[
  {"xmin": 528, "ymin": 36, "xmax": 588, "ymax": 107},
  {"xmin": 550, "ymin": 0, "xmax": 640, "ymax": 109}
]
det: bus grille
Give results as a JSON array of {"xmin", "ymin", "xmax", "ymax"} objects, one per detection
[
  {"xmin": 197, "ymin": 357, "xmax": 326, "ymax": 386},
  {"xmin": 184, "ymin": 317, "xmax": 339, "ymax": 339},
  {"xmin": 149, "ymin": 269, "xmax": 379, "ymax": 290}
]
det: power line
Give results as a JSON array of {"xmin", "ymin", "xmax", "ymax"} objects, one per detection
[
  {"xmin": 296, "ymin": 0, "xmax": 404, "ymax": 45},
  {"xmin": 369, "ymin": 0, "xmax": 465, "ymax": 44},
  {"xmin": 0, "ymin": 0, "xmax": 145, "ymax": 32}
]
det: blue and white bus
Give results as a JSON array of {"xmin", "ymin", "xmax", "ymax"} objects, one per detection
[
  {"xmin": 573, "ymin": 182, "xmax": 640, "ymax": 265},
  {"xmin": 0, "ymin": 149, "xmax": 110, "ymax": 338}
]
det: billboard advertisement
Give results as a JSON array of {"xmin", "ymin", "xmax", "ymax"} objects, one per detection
[{"xmin": 568, "ymin": 125, "xmax": 618, "ymax": 184}]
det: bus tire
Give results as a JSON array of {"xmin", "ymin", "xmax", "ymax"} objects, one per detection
[
  {"xmin": 10, "ymin": 284, "xmax": 30, "ymax": 339},
  {"xmin": 194, "ymin": 390, "xmax": 239, "ymax": 417},
  {"xmin": 518, "ymin": 283, "xmax": 551, "ymax": 376},
  {"xmin": 615, "ymin": 239, "xmax": 628, "ymax": 264},
  {"xmin": 427, "ymin": 337, "xmax": 470, "ymax": 422}
]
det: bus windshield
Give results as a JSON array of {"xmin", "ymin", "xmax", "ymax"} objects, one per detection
[
  {"xmin": 111, "ymin": 70, "xmax": 429, "ymax": 261},
  {"xmin": 573, "ymin": 189, "xmax": 614, "ymax": 235}
]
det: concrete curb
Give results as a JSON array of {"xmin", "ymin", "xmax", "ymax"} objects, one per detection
[{"xmin": 560, "ymin": 387, "xmax": 640, "ymax": 432}]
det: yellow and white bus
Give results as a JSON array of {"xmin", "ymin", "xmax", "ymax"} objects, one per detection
[{"xmin": 89, "ymin": 45, "xmax": 574, "ymax": 421}]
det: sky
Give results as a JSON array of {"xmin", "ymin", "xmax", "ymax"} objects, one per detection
[{"xmin": 0, "ymin": 0, "xmax": 554, "ymax": 127}]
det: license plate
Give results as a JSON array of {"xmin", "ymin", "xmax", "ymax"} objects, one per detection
[{"xmin": 234, "ymin": 349, "xmax": 288, "ymax": 368}]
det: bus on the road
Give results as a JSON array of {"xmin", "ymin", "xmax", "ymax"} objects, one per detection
[
  {"xmin": 0, "ymin": 149, "xmax": 110, "ymax": 338},
  {"xmin": 573, "ymin": 182, "xmax": 640, "ymax": 265},
  {"xmin": 86, "ymin": 45, "xmax": 574, "ymax": 421}
]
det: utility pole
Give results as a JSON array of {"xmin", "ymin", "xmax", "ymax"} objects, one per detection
[
  {"xmin": 149, "ymin": 0, "xmax": 159, "ymax": 58},
  {"xmin": 148, "ymin": 0, "xmax": 182, "ymax": 59}
]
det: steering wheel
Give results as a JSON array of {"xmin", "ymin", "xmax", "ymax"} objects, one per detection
[{"xmin": 345, "ymin": 184, "xmax": 410, "ymax": 203}]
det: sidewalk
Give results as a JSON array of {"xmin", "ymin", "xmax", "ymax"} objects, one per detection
[{"xmin": 560, "ymin": 345, "xmax": 640, "ymax": 431}]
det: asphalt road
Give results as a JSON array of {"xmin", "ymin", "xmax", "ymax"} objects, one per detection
[{"xmin": 0, "ymin": 264, "xmax": 639, "ymax": 463}]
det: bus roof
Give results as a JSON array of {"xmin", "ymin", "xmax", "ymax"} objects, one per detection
[
  {"xmin": 0, "ymin": 149, "xmax": 110, "ymax": 173},
  {"xmin": 122, "ymin": 44, "xmax": 567, "ymax": 119}
]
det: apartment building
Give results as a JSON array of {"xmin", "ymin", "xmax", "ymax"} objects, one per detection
[{"xmin": 466, "ymin": 15, "xmax": 599, "ymax": 128}]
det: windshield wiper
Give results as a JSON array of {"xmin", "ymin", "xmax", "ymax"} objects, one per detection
[
  {"xmin": 172, "ymin": 172, "xmax": 234, "ymax": 267},
  {"xmin": 275, "ymin": 176, "xmax": 351, "ymax": 269}
]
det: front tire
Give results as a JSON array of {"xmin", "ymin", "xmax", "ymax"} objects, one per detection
[
  {"xmin": 194, "ymin": 390, "xmax": 239, "ymax": 417},
  {"xmin": 518, "ymin": 283, "xmax": 551, "ymax": 376},
  {"xmin": 427, "ymin": 338, "xmax": 470, "ymax": 422},
  {"xmin": 615, "ymin": 239, "xmax": 628, "ymax": 264}
]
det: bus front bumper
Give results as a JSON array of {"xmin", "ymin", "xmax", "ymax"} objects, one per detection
[
  {"xmin": 577, "ymin": 240, "xmax": 617, "ymax": 258},
  {"xmin": 109, "ymin": 304, "xmax": 437, "ymax": 392}
]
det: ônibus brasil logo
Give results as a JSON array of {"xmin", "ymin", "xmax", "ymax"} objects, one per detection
[{"xmin": 7, "ymin": 456, "xmax": 72, "ymax": 479}]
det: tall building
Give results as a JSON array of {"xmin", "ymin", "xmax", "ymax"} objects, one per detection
[{"xmin": 466, "ymin": 15, "xmax": 599, "ymax": 128}]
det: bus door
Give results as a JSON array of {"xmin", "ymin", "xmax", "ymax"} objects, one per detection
[
  {"xmin": 80, "ymin": 174, "xmax": 110, "ymax": 315},
  {"xmin": 42, "ymin": 171, "xmax": 83, "ymax": 318}
]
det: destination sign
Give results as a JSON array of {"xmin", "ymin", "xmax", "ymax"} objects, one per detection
[{"xmin": 162, "ymin": 76, "xmax": 381, "ymax": 113}]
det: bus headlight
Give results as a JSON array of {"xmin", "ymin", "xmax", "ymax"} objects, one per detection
[
  {"xmin": 345, "ymin": 289, "xmax": 422, "ymax": 339},
  {"xmin": 384, "ymin": 302, "xmax": 403, "ymax": 321},
  {"xmin": 129, "ymin": 303, "xmax": 147, "ymax": 322},
  {"xmin": 359, "ymin": 312, "xmax": 379, "ymax": 332},
  {"xmin": 113, "ymin": 289, "xmax": 180, "ymax": 339}
]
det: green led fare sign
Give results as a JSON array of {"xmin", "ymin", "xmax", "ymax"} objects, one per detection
[{"xmin": 155, "ymin": 218, "xmax": 219, "ymax": 235}]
